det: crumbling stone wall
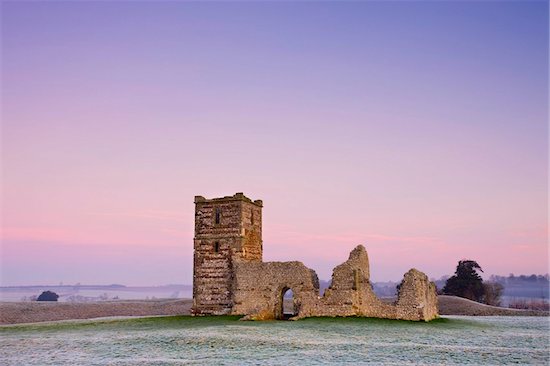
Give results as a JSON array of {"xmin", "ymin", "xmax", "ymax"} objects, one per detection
[
  {"xmin": 192, "ymin": 193, "xmax": 439, "ymax": 321},
  {"xmin": 394, "ymin": 268, "xmax": 439, "ymax": 321},
  {"xmin": 229, "ymin": 245, "xmax": 439, "ymax": 321},
  {"xmin": 232, "ymin": 261, "xmax": 320, "ymax": 320}
]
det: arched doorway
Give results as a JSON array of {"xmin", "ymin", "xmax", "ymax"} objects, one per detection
[{"xmin": 281, "ymin": 287, "xmax": 297, "ymax": 320}]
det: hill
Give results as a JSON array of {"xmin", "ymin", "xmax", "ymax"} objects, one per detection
[{"xmin": 438, "ymin": 295, "xmax": 548, "ymax": 316}]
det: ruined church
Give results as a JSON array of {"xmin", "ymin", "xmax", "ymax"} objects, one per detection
[{"xmin": 192, "ymin": 193, "xmax": 439, "ymax": 321}]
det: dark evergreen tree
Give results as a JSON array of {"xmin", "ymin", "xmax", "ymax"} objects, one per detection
[
  {"xmin": 443, "ymin": 260, "xmax": 485, "ymax": 302},
  {"xmin": 36, "ymin": 290, "xmax": 59, "ymax": 302}
]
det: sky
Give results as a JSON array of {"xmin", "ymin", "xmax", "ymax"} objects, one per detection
[{"xmin": 1, "ymin": 1, "xmax": 548, "ymax": 286}]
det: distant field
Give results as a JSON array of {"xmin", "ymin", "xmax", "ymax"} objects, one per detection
[
  {"xmin": 0, "ymin": 299, "xmax": 193, "ymax": 325},
  {"xmin": 1, "ymin": 295, "xmax": 547, "ymax": 325},
  {"xmin": 0, "ymin": 285, "xmax": 193, "ymax": 302}
]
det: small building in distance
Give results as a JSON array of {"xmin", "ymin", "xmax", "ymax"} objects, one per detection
[{"xmin": 192, "ymin": 193, "xmax": 439, "ymax": 321}]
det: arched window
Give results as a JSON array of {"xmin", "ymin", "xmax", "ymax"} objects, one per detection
[{"xmin": 215, "ymin": 207, "xmax": 221, "ymax": 224}]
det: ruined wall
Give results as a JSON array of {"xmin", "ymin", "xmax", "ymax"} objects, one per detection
[
  {"xmin": 308, "ymin": 244, "xmax": 385, "ymax": 318},
  {"xmin": 231, "ymin": 245, "xmax": 439, "ymax": 321},
  {"xmin": 306, "ymin": 246, "xmax": 438, "ymax": 321},
  {"xmin": 394, "ymin": 269, "xmax": 439, "ymax": 321},
  {"xmin": 232, "ymin": 261, "xmax": 319, "ymax": 320}
]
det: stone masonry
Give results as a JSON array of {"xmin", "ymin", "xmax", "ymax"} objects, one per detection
[
  {"xmin": 192, "ymin": 193, "xmax": 439, "ymax": 321},
  {"xmin": 193, "ymin": 193, "xmax": 262, "ymax": 315}
]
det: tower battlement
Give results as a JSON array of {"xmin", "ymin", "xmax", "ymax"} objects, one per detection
[{"xmin": 194, "ymin": 192, "xmax": 263, "ymax": 207}]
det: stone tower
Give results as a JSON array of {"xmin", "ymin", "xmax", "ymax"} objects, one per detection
[{"xmin": 192, "ymin": 193, "xmax": 263, "ymax": 315}]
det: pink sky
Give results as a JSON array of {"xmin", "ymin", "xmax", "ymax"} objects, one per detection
[{"xmin": 1, "ymin": 1, "xmax": 548, "ymax": 285}]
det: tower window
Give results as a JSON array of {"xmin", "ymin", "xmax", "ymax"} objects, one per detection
[
  {"xmin": 215, "ymin": 207, "xmax": 221, "ymax": 224},
  {"xmin": 251, "ymin": 210, "xmax": 254, "ymax": 225},
  {"xmin": 214, "ymin": 241, "xmax": 220, "ymax": 253}
]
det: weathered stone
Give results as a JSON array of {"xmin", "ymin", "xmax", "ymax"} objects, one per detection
[
  {"xmin": 192, "ymin": 193, "xmax": 439, "ymax": 321},
  {"xmin": 192, "ymin": 193, "xmax": 262, "ymax": 315}
]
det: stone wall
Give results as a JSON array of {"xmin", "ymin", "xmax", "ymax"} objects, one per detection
[
  {"xmin": 232, "ymin": 260, "xmax": 320, "ymax": 320},
  {"xmin": 239, "ymin": 200, "xmax": 263, "ymax": 262},
  {"xmin": 230, "ymin": 245, "xmax": 439, "ymax": 321}
]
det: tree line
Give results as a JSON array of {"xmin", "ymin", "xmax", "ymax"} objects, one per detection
[{"xmin": 489, "ymin": 274, "xmax": 549, "ymax": 284}]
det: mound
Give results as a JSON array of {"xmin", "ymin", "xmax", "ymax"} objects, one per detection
[{"xmin": 438, "ymin": 295, "xmax": 548, "ymax": 316}]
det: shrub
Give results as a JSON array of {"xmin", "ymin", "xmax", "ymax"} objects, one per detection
[
  {"xmin": 482, "ymin": 282, "xmax": 503, "ymax": 306},
  {"xmin": 36, "ymin": 291, "xmax": 59, "ymax": 301}
]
